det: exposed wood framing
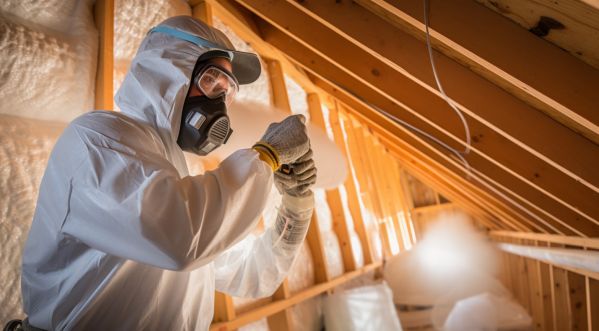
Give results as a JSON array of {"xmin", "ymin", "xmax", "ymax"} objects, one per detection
[
  {"xmin": 233, "ymin": 0, "xmax": 599, "ymax": 236},
  {"xmin": 474, "ymin": 0, "xmax": 599, "ymax": 70},
  {"xmin": 191, "ymin": 0, "xmax": 213, "ymax": 25},
  {"xmin": 494, "ymin": 236, "xmax": 598, "ymax": 330},
  {"xmin": 355, "ymin": 0, "xmax": 599, "ymax": 144},
  {"xmin": 93, "ymin": 0, "xmax": 114, "ymax": 111},
  {"xmin": 491, "ymin": 231, "xmax": 599, "ymax": 250},
  {"xmin": 205, "ymin": 0, "xmax": 316, "ymax": 93},
  {"xmin": 307, "ymin": 93, "xmax": 358, "ymax": 271},
  {"xmin": 209, "ymin": 262, "xmax": 382, "ymax": 330},
  {"xmin": 330, "ymin": 101, "xmax": 375, "ymax": 264}
]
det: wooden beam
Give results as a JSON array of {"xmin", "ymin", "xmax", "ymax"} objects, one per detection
[
  {"xmin": 236, "ymin": 0, "xmax": 599, "ymax": 236},
  {"xmin": 266, "ymin": 59, "xmax": 291, "ymax": 113},
  {"xmin": 337, "ymin": 106, "xmax": 376, "ymax": 264},
  {"xmin": 191, "ymin": 0, "xmax": 213, "ymax": 25},
  {"xmin": 307, "ymin": 93, "xmax": 357, "ymax": 272},
  {"xmin": 474, "ymin": 0, "xmax": 599, "ymax": 70},
  {"xmin": 209, "ymin": 262, "xmax": 381, "ymax": 330},
  {"xmin": 93, "ymin": 0, "xmax": 114, "ymax": 111},
  {"xmin": 277, "ymin": 0, "xmax": 599, "ymax": 201},
  {"xmin": 590, "ymin": 278, "xmax": 599, "ymax": 330},
  {"xmin": 305, "ymin": 214, "xmax": 330, "ymax": 284},
  {"xmin": 568, "ymin": 271, "xmax": 589, "ymax": 331},
  {"xmin": 207, "ymin": 0, "xmax": 316, "ymax": 93},
  {"xmin": 552, "ymin": 264, "xmax": 572, "ymax": 330},
  {"xmin": 267, "ymin": 280, "xmax": 292, "ymax": 331},
  {"xmin": 213, "ymin": 291, "xmax": 236, "ymax": 323},
  {"xmin": 311, "ymin": 70, "xmax": 540, "ymax": 234},
  {"xmin": 332, "ymin": 101, "xmax": 376, "ymax": 264},
  {"xmin": 491, "ymin": 231, "xmax": 599, "ymax": 250},
  {"xmin": 355, "ymin": 0, "xmax": 599, "ymax": 144}
]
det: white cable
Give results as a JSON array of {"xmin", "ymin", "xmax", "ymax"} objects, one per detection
[{"xmin": 424, "ymin": 0, "xmax": 471, "ymax": 155}]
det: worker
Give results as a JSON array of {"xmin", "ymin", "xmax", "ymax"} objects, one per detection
[{"xmin": 12, "ymin": 16, "xmax": 317, "ymax": 331}]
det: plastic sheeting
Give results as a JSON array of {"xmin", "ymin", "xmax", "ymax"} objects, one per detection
[
  {"xmin": 323, "ymin": 282, "xmax": 402, "ymax": 331},
  {"xmin": 0, "ymin": 0, "xmax": 97, "ymax": 122},
  {"xmin": 238, "ymin": 318, "xmax": 269, "ymax": 331},
  {"xmin": 0, "ymin": 115, "xmax": 65, "ymax": 322},
  {"xmin": 289, "ymin": 297, "xmax": 323, "ymax": 331},
  {"xmin": 443, "ymin": 293, "xmax": 532, "ymax": 331},
  {"xmin": 287, "ymin": 242, "xmax": 315, "ymax": 294}
]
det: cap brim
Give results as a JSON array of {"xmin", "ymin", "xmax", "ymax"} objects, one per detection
[{"xmin": 230, "ymin": 51, "xmax": 261, "ymax": 85}]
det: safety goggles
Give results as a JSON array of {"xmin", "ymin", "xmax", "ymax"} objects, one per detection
[{"xmin": 194, "ymin": 65, "xmax": 239, "ymax": 106}]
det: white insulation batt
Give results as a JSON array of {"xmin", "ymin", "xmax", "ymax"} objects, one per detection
[
  {"xmin": 0, "ymin": 115, "xmax": 66, "ymax": 322},
  {"xmin": 0, "ymin": 0, "xmax": 97, "ymax": 122}
]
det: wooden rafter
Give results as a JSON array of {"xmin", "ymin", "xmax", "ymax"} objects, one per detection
[
  {"xmin": 230, "ymin": 0, "xmax": 599, "ymax": 235},
  {"xmin": 355, "ymin": 0, "xmax": 599, "ymax": 144},
  {"xmin": 93, "ymin": 0, "xmax": 114, "ymax": 111}
]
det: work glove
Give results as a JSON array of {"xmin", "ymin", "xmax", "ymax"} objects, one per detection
[
  {"xmin": 274, "ymin": 149, "xmax": 317, "ymax": 197},
  {"xmin": 253, "ymin": 115, "xmax": 310, "ymax": 171}
]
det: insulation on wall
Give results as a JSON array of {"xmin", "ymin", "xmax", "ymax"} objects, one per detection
[
  {"xmin": 213, "ymin": 16, "xmax": 271, "ymax": 106},
  {"xmin": 0, "ymin": 115, "xmax": 65, "ymax": 322},
  {"xmin": 0, "ymin": 0, "xmax": 97, "ymax": 122},
  {"xmin": 113, "ymin": 0, "xmax": 192, "ymax": 97},
  {"xmin": 314, "ymin": 189, "xmax": 345, "ymax": 278}
]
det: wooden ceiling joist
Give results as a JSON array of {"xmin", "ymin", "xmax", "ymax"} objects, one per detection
[
  {"xmin": 315, "ymin": 73, "xmax": 560, "ymax": 235},
  {"xmin": 253, "ymin": 23, "xmax": 587, "ymax": 235},
  {"xmin": 231, "ymin": 0, "xmax": 599, "ymax": 236},
  {"xmin": 354, "ymin": 0, "xmax": 599, "ymax": 144}
]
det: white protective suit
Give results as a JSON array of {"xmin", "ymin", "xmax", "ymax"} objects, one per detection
[{"xmin": 21, "ymin": 16, "xmax": 313, "ymax": 330}]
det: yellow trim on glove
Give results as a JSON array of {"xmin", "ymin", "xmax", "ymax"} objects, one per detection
[
  {"xmin": 252, "ymin": 145, "xmax": 278, "ymax": 171},
  {"xmin": 252, "ymin": 142, "xmax": 281, "ymax": 171}
]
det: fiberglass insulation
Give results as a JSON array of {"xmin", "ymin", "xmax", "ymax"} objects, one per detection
[
  {"xmin": 0, "ymin": 0, "xmax": 97, "ymax": 321},
  {"xmin": 0, "ymin": 115, "xmax": 65, "ymax": 322},
  {"xmin": 0, "ymin": 0, "xmax": 97, "ymax": 122}
]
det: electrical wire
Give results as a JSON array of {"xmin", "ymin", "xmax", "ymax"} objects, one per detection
[
  {"xmin": 325, "ymin": 0, "xmax": 582, "ymax": 234},
  {"xmin": 424, "ymin": 0, "xmax": 472, "ymax": 156}
]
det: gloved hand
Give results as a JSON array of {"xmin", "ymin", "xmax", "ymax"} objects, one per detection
[
  {"xmin": 274, "ymin": 149, "xmax": 317, "ymax": 197},
  {"xmin": 253, "ymin": 115, "xmax": 310, "ymax": 170}
]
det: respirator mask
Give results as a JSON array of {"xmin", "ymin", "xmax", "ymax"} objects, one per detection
[{"xmin": 177, "ymin": 64, "xmax": 238, "ymax": 155}]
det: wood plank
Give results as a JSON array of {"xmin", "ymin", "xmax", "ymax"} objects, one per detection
[
  {"xmin": 261, "ymin": 23, "xmax": 580, "ymax": 235},
  {"xmin": 306, "ymin": 93, "xmax": 357, "ymax": 272},
  {"xmin": 239, "ymin": 0, "xmax": 599, "ymax": 235},
  {"xmin": 568, "ymin": 271, "xmax": 589, "ymax": 331},
  {"xmin": 93, "ymin": 0, "xmax": 114, "ymax": 111},
  {"xmin": 526, "ymin": 246, "xmax": 545, "ymax": 330},
  {"xmin": 312, "ymin": 72, "xmax": 540, "ymax": 233},
  {"xmin": 589, "ymin": 277, "xmax": 599, "ymax": 331},
  {"xmin": 491, "ymin": 231, "xmax": 599, "ymax": 250},
  {"xmin": 474, "ymin": 0, "xmax": 599, "ymax": 70},
  {"xmin": 277, "ymin": 0, "xmax": 599, "ymax": 199},
  {"xmin": 332, "ymin": 102, "xmax": 376, "ymax": 263},
  {"xmin": 539, "ymin": 260, "xmax": 555, "ymax": 331},
  {"xmin": 337, "ymin": 107, "xmax": 376, "ymax": 264},
  {"xmin": 213, "ymin": 291, "xmax": 236, "ymax": 323},
  {"xmin": 266, "ymin": 59, "xmax": 291, "ymax": 113},
  {"xmin": 361, "ymin": 131, "xmax": 393, "ymax": 257},
  {"xmin": 191, "ymin": 0, "xmax": 213, "ymax": 25},
  {"xmin": 305, "ymin": 214, "xmax": 330, "ymax": 284},
  {"xmin": 267, "ymin": 280, "xmax": 292, "ymax": 331},
  {"xmin": 553, "ymin": 265, "xmax": 572, "ymax": 331},
  {"xmin": 209, "ymin": 262, "xmax": 381, "ymax": 330},
  {"xmin": 355, "ymin": 0, "xmax": 599, "ymax": 143}
]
